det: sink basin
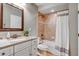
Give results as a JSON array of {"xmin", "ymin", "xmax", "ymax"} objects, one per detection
[
  {"xmin": 0, "ymin": 39, "xmax": 17, "ymax": 44},
  {"xmin": 0, "ymin": 37, "xmax": 28, "ymax": 47},
  {"xmin": 0, "ymin": 40, "xmax": 12, "ymax": 47},
  {"xmin": 0, "ymin": 39, "xmax": 20, "ymax": 47}
]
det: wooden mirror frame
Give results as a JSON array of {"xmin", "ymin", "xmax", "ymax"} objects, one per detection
[{"xmin": 0, "ymin": 3, "xmax": 24, "ymax": 31}]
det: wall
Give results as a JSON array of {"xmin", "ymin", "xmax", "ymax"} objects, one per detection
[
  {"xmin": 44, "ymin": 14, "xmax": 56, "ymax": 40},
  {"xmin": 38, "ymin": 13, "xmax": 56, "ymax": 41},
  {"xmin": 69, "ymin": 4, "xmax": 78, "ymax": 56},
  {"xmin": 24, "ymin": 4, "xmax": 38, "ymax": 36},
  {"xmin": 38, "ymin": 13, "xmax": 47, "ymax": 39},
  {"xmin": 78, "ymin": 4, "xmax": 79, "ymax": 56},
  {"xmin": 0, "ymin": 3, "xmax": 38, "ymax": 38}
]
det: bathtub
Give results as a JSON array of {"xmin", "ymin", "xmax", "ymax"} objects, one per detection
[
  {"xmin": 37, "ymin": 40, "xmax": 69, "ymax": 56},
  {"xmin": 37, "ymin": 40, "xmax": 56, "ymax": 55}
]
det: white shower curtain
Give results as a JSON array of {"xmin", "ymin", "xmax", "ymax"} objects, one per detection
[{"xmin": 55, "ymin": 11, "xmax": 69, "ymax": 56}]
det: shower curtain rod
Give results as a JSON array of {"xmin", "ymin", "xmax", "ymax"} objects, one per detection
[
  {"xmin": 46, "ymin": 9, "xmax": 69, "ymax": 15},
  {"xmin": 47, "ymin": 9, "xmax": 79, "ymax": 15}
]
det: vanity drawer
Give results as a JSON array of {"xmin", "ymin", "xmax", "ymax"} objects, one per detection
[
  {"xmin": 15, "ymin": 41, "xmax": 31, "ymax": 53},
  {"xmin": 0, "ymin": 46, "xmax": 13, "ymax": 56}
]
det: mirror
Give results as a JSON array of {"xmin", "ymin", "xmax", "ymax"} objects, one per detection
[{"xmin": 0, "ymin": 3, "xmax": 24, "ymax": 31}]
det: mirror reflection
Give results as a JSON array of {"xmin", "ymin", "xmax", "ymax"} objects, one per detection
[{"xmin": 3, "ymin": 4, "xmax": 22, "ymax": 29}]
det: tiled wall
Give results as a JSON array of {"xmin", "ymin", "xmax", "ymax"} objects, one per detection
[
  {"xmin": 44, "ymin": 14, "xmax": 57, "ymax": 40},
  {"xmin": 38, "ymin": 13, "xmax": 56, "ymax": 40}
]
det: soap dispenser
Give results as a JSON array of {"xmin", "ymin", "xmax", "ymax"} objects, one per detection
[{"xmin": 7, "ymin": 32, "xmax": 10, "ymax": 39}]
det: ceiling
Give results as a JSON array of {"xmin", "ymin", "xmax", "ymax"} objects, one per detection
[
  {"xmin": 35, "ymin": 3, "xmax": 69, "ymax": 14},
  {"xmin": 35, "ymin": 3, "xmax": 63, "ymax": 8}
]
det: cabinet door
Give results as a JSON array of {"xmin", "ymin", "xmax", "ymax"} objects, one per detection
[
  {"xmin": 15, "ymin": 41, "xmax": 31, "ymax": 53},
  {"xmin": 15, "ymin": 48, "xmax": 29, "ymax": 56},
  {"xmin": 32, "ymin": 44, "xmax": 37, "ymax": 56},
  {"xmin": 0, "ymin": 46, "xmax": 13, "ymax": 56},
  {"xmin": 28, "ymin": 46, "xmax": 32, "ymax": 56}
]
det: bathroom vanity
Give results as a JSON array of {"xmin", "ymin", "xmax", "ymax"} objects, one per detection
[{"xmin": 0, "ymin": 36, "xmax": 37, "ymax": 56}]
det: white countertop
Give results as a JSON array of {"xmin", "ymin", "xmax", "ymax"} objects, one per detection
[{"xmin": 0, "ymin": 36, "xmax": 37, "ymax": 49}]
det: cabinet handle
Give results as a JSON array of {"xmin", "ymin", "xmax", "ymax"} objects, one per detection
[{"xmin": 2, "ymin": 53, "xmax": 5, "ymax": 55}]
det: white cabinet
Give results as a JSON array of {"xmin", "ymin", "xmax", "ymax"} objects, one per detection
[
  {"xmin": 31, "ymin": 39, "xmax": 37, "ymax": 56},
  {"xmin": 14, "ymin": 39, "xmax": 37, "ymax": 56},
  {"xmin": 0, "ymin": 38, "xmax": 37, "ymax": 56},
  {"xmin": 27, "ymin": 46, "xmax": 32, "ymax": 56},
  {"xmin": 14, "ymin": 40, "xmax": 32, "ymax": 56},
  {"xmin": 15, "ymin": 48, "xmax": 29, "ymax": 56},
  {"xmin": 0, "ymin": 46, "xmax": 13, "ymax": 56},
  {"xmin": 14, "ymin": 41, "xmax": 31, "ymax": 53},
  {"xmin": 15, "ymin": 46, "xmax": 33, "ymax": 56}
]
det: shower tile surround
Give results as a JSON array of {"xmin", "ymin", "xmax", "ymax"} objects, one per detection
[{"xmin": 38, "ymin": 13, "xmax": 56, "ymax": 41}]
